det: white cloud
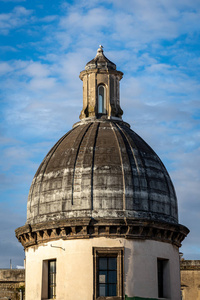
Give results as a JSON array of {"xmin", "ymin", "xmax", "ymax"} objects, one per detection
[
  {"xmin": 0, "ymin": 45, "xmax": 18, "ymax": 52},
  {"xmin": 0, "ymin": 6, "xmax": 33, "ymax": 34},
  {"xmin": 0, "ymin": 62, "xmax": 13, "ymax": 74},
  {"xmin": 24, "ymin": 62, "xmax": 51, "ymax": 77}
]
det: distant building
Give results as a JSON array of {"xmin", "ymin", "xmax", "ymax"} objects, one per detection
[
  {"xmin": 15, "ymin": 46, "xmax": 189, "ymax": 299},
  {"xmin": 181, "ymin": 260, "xmax": 200, "ymax": 299},
  {"xmin": 0, "ymin": 269, "xmax": 25, "ymax": 300}
]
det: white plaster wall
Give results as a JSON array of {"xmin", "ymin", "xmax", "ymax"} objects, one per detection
[
  {"xmin": 124, "ymin": 239, "xmax": 181, "ymax": 299},
  {"xmin": 25, "ymin": 238, "xmax": 180, "ymax": 300}
]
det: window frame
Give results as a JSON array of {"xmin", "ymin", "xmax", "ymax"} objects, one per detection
[
  {"xmin": 42, "ymin": 259, "xmax": 56, "ymax": 300},
  {"xmin": 48, "ymin": 259, "xmax": 56, "ymax": 299},
  {"xmin": 98, "ymin": 85, "xmax": 106, "ymax": 114},
  {"xmin": 93, "ymin": 247, "xmax": 124, "ymax": 300},
  {"xmin": 157, "ymin": 258, "xmax": 170, "ymax": 299}
]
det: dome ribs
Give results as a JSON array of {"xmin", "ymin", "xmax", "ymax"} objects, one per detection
[
  {"xmin": 110, "ymin": 122, "xmax": 126, "ymax": 211},
  {"xmin": 92, "ymin": 122, "xmax": 124, "ymax": 212},
  {"xmin": 71, "ymin": 123, "xmax": 93, "ymax": 206},
  {"xmin": 153, "ymin": 155, "xmax": 177, "ymax": 220},
  {"xmin": 90, "ymin": 122, "xmax": 100, "ymax": 210},
  {"xmin": 72, "ymin": 122, "xmax": 99, "ymax": 210},
  {"xmin": 34, "ymin": 127, "xmax": 75, "ymax": 178},
  {"xmin": 120, "ymin": 125, "xmax": 151, "ymax": 212},
  {"xmin": 114, "ymin": 123, "xmax": 149, "ymax": 212},
  {"xmin": 27, "ymin": 127, "xmax": 75, "ymax": 222},
  {"xmin": 28, "ymin": 124, "xmax": 90, "ymax": 223},
  {"xmin": 55, "ymin": 123, "xmax": 91, "ymax": 212},
  {"xmin": 125, "ymin": 127, "xmax": 177, "ymax": 222},
  {"xmin": 26, "ymin": 119, "xmax": 179, "ymax": 224},
  {"xmin": 85, "ymin": 46, "xmax": 116, "ymax": 71}
]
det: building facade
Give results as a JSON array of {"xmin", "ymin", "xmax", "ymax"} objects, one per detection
[
  {"xmin": 0, "ymin": 269, "xmax": 25, "ymax": 300},
  {"xmin": 16, "ymin": 46, "xmax": 189, "ymax": 300},
  {"xmin": 2, "ymin": 261, "xmax": 199, "ymax": 300},
  {"xmin": 181, "ymin": 260, "xmax": 200, "ymax": 299}
]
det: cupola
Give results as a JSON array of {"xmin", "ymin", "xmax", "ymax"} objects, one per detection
[
  {"xmin": 15, "ymin": 46, "xmax": 189, "ymax": 300},
  {"xmin": 79, "ymin": 46, "xmax": 123, "ymax": 120}
]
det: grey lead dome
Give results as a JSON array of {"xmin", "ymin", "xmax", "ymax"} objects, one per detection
[
  {"xmin": 26, "ymin": 47, "xmax": 178, "ymax": 227},
  {"xmin": 27, "ymin": 119, "xmax": 178, "ymax": 225},
  {"xmin": 16, "ymin": 47, "xmax": 189, "ymax": 300}
]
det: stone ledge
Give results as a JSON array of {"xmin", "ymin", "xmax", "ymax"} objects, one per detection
[
  {"xmin": 79, "ymin": 68, "xmax": 123, "ymax": 81},
  {"xmin": 15, "ymin": 218, "xmax": 189, "ymax": 249},
  {"xmin": 180, "ymin": 260, "xmax": 200, "ymax": 270}
]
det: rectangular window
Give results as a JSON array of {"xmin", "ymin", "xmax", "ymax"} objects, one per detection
[
  {"xmin": 42, "ymin": 259, "xmax": 56, "ymax": 299},
  {"xmin": 157, "ymin": 258, "xmax": 170, "ymax": 299},
  {"xmin": 93, "ymin": 247, "xmax": 124, "ymax": 300},
  {"xmin": 98, "ymin": 85, "xmax": 106, "ymax": 114},
  {"xmin": 157, "ymin": 259, "xmax": 164, "ymax": 297},
  {"xmin": 99, "ymin": 256, "xmax": 117, "ymax": 296},
  {"xmin": 48, "ymin": 260, "xmax": 56, "ymax": 299}
]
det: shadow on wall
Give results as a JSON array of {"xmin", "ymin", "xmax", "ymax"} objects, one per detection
[{"xmin": 124, "ymin": 245, "xmax": 158, "ymax": 300}]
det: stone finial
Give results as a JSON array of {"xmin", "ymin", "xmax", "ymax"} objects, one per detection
[{"xmin": 96, "ymin": 45, "xmax": 104, "ymax": 56}]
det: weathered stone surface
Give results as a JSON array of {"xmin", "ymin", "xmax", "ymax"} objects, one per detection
[
  {"xmin": 79, "ymin": 46, "xmax": 123, "ymax": 119},
  {"xmin": 25, "ymin": 119, "xmax": 178, "ymax": 226},
  {"xmin": 85, "ymin": 45, "xmax": 116, "ymax": 71},
  {"xmin": 0, "ymin": 269, "xmax": 25, "ymax": 300},
  {"xmin": 15, "ymin": 217, "xmax": 189, "ymax": 249},
  {"xmin": 15, "ymin": 47, "xmax": 189, "ymax": 300},
  {"xmin": 180, "ymin": 260, "xmax": 200, "ymax": 299}
]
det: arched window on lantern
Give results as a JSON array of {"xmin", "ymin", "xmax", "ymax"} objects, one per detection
[{"xmin": 98, "ymin": 85, "xmax": 106, "ymax": 114}]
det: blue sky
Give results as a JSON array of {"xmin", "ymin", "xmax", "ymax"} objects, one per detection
[{"xmin": 0, "ymin": 0, "xmax": 200, "ymax": 268}]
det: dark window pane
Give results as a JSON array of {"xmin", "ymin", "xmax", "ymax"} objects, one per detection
[
  {"xmin": 98, "ymin": 256, "xmax": 119, "ymax": 297},
  {"xmin": 50, "ymin": 260, "xmax": 56, "ymax": 273},
  {"xmin": 99, "ymin": 86, "xmax": 104, "ymax": 97},
  {"xmin": 109, "ymin": 284, "xmax": 117, "ymax": 296},
  {"xmin": 108, "ymin": 270, "xmax": 117, "ymax": 283},
  {"xmin": 158, "ymin": 260, "xmax": 164, "ymax": 297},
  {"xmin": 99, "ymin": 284, "xmax": 107, "ymax": 296},
  {"xmin": 99, "ymin": 257, "xmax": 107, "ymax": 270},
  {"xmin": 99, "ymin": 271, "xmax": 107, "ymax": 283},
  {"xmin": 108, "ymin": 257, "xmax": 117, "ymax": 270},
  {"xmin": 48, "ymin": 260, "xmax": 56, "ymax": 299}
]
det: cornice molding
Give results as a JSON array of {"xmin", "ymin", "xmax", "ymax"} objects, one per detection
[
  {"xmin": 79, "ymin": 69, "xmax": 123, "ymax": 81},
  {"xmin": 15, "ymin": 218, "xmax": 189, "ymax": 249}
]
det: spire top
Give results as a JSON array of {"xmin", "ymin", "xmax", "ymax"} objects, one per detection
[{"xmin": 97, "ymin": 45, "xmax": 104, "ymax": 56}]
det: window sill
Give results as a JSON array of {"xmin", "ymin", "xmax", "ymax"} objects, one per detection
[{"xmin": 97, "ymin": 297, "xmax": 123, "ymax": 300}]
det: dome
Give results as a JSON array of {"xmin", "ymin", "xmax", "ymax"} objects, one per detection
[
  {"xmin": 16, "ymin": 46, "xmax": 188, "ymax": 255},
  {"xmin": 27, "ymin": 119, "xmax": 178, "ymax": 225},
  {"xmin": 16, "ymin": 48, "xmax": 190, "ymax": 300},
  {"xmin": 85, "ymin": 45, "xmax": 116, "ymax": 71}
]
